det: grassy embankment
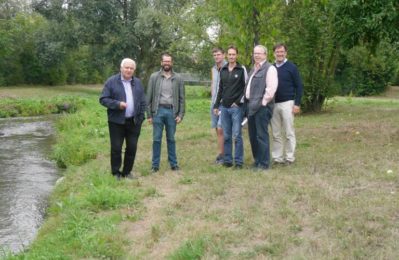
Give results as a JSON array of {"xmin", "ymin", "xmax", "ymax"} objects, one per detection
[{"xmin": 1, "ymin": 85, "xmax": 398, "ymax": 259}]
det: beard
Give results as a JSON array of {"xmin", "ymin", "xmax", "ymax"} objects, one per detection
[{"xmin": 162, "ymin": 65, "xmax": 172, "ymax": 72}]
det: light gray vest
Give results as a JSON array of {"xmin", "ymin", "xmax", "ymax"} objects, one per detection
[{"xmin": 245, "ymin": 62, "xmax": 274, "ymax": 116}]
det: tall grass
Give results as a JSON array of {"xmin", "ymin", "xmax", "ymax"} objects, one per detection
[{"xmin": 0, "ymin": 95, "xmax": 86, "ymax": 118}]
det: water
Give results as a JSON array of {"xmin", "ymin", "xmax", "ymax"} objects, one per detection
[{"xmin": 0, "ymin": 117, "xmax": 59, "ymax": 253}]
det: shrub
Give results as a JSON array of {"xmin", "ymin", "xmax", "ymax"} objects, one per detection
[{"xmin": 340, "ymin": 43, "xmax": 398, "ymax": 96}]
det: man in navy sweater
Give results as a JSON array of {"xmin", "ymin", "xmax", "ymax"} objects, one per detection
[{"xmin": 271, "ymin": 43, "xmax": 303, "ymax": 165}]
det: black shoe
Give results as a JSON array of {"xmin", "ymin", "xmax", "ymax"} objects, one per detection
[
  {"xmin": 151, "ymin": 167, "xmax": 159, "ymax": 173},
  {"xmin": 113, "ymin": 174, "xmax": 121, "ymax": 180},
  {"xmin": 253, "ymin": 166, "xmax": 269, "ymax": 172},
  {"xmin": 215, "ymin": 154, "xmax": 224, "ymax": 164},
  {"xmin": 234, "ymin": 164, "xmax": 243, "ymax": 169},
  {"xmin": 223, "ymin": 162, "xmax": 233, "ymax": 168},
  {"xmin": 124, "ymin": 174, "xmax": 137, "ymax": 179},
  {"xmin": 273, "ymin": 160, "xmax": 285, "ymax": 167},
  {"xmin": 171, "ymin": 165, "xmax": 180, "ymax": 171},
  {"xmin": 284, "ymin": 160, "xmax": 294, "ymax": 166},
  {"xmin": 112, "ymin": 171, "xmax": 122, "ymax": 180}
]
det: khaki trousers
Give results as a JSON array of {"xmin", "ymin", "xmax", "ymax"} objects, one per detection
[{"xmin": 271, "ymin": 100, "xmax": 296, "ymax": 162}]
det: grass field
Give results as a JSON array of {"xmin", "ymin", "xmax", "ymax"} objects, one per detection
[{"xmin": 1, "ymin": 85, "xmax": 398, "ymax": 259}]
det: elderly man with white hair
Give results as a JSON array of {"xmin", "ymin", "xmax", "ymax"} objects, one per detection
[
  {"xmin": 244, "ymin": 45, "xmax": 278, "ymax": 171},
  {"xmin": 100, "ymin": 58, "xmax": 146, "ymax": 179}
]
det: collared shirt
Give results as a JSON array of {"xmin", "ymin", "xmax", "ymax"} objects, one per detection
[
  {"xmin": 245, "ymin": 60, "xmax": 265, "ymax": 99},
  {"xmin": 159, "ymin": 72, "xmax": 173, "ymax": 105},
  {"xmin": 121, "ymin": 76, "xmax": 134, "ymax": 118},
  {"xmin": 275, "ymin": 58, "xmax": 288, "ymax": 68},
  {"xmin": 245, "ymin": 60, "xmax": 278, "ymax": 106}
]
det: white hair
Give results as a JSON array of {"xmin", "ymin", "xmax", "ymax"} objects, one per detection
[
  {"xmin": 120, "ymin": 58, "xmax": 136, "ymax": 69},
  {"xmin": 254, "ymin": 45, "xmax": 268, "ymax": 55}
]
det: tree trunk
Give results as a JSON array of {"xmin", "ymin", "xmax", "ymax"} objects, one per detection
[
  {"xmin": 252, "ymin": 6, "xmax": 260, "ymax": 47},
  {"xmin": 308, "ymin": 93, "xmax": 325, "ymax": 112}
]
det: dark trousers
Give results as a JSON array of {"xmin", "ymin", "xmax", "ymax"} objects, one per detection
[
  {"xmin": 108, "ymin": 119, "xmax": 141, "ymax": 176},
  {"xmin": 248, "ymin": 105, "xmax": 273, "ymax": 169}
]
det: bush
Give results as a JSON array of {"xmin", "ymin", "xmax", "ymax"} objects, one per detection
[{"xmin": 340, "ymin": 43, "xmax": 398, "ymax": 96}]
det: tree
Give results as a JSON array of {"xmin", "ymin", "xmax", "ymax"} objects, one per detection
[
  {"xmin": 0, "ymin": 0, "xmax": 31, "ymax": 19},
  {"xmin": 281, "ymin": 0, "xmax": 340, "ymax": 111},
  {"xmin": 206, "ymin": 0, "xmax": 282, "ymax": 66},
  {"xmin": 333, "ymin": 0, "xmax": 399, "ymax": 95},
  {"xmin": 334, "ymin": 0, "xmax": 399, "ymax": 52},
  {"xmin": 31, "ymin": 0, "xmax": 197, "ymax": 85},
  {"xmin": 281, "ymin": 0, "xmax": 399, "ymax": 111},
  {"xmin": 0, "ymin": 13, "xmax": 48, "ymax": 85}
]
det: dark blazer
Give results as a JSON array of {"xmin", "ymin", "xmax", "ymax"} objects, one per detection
[{"xmin": 100, "ymin": 73, "xmax": 146, "ymax": 125}]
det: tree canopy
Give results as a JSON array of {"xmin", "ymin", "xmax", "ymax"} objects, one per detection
[{"xmin": 1, "ymin": 0, "xmax": 398, "ymax": 110}]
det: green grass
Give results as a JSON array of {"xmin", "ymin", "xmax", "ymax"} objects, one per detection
[
  {"xmin": 167, "ymin": 236, "xmax": 210, "ymax": 260},
  {"xmin": 0, "ymin": 95, "xmax": 87, "ymax": 118},
  {"xmin": 0, "ymin": 84, "xmax": 100, "ymax": 118},
  {"xmin": 1, "ymin": 85, "xmax": 398, "ymax": 259}
]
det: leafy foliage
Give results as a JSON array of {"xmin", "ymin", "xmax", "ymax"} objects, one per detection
[
  {"xmin": 333, "ymin": 0, "xmax": 399, "ymax": 51},
  {"xmin": 339, "ymin": 42, "xmax": 398, "ymax": 96},
  {"xmin": 1, "ymin": 0, "xmax": 398, "ymax": 112},
  {"xmin": 208, "ymin": 0, "xmax": 282, "ymax": 66},
  {"xmin": 280, "ymin": 0, "xmax": 341, "ymax": 111}
]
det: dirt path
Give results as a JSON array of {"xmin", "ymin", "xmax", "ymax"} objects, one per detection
[{"xmin": 120, "ymin": 172, "xmax": 189, "ymax": 258}]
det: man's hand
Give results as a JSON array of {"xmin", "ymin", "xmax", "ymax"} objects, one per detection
[
  {"xmin": 213, "ymin": 108, "xmax": 219, "ymax": 116},
  {"xmin": 119, "ymin": 101, "xmax": 127, "ymax": 110},
  {"xmin": 175, "ymin": 116, "xmax": 182, "ymax": 124},
  {"xmin": 293, "ymin": 105, "xmax": 301, "ymax": 115}
]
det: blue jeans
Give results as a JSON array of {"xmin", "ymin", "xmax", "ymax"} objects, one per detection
[
  {"xmin": 248, "ymin": 105, "xmax": 273, "ymax": 169},
  {"xmin": 220, "ymin": 105, "xmax": 243, "ymax": 165},
  {"xmin": 152, "ymin": 107, "xmax": 178, "ymax": 168}
]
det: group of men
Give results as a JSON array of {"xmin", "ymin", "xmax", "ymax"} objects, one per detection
[
  {"xmin": 211, "ymin": 44, "xmax": 303, "ymax": 171},
  {"xmin": 99, "ymin": 43, "xmax": 302, "ymax": 179}
]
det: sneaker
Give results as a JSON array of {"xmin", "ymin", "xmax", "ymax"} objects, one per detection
[
  {"xmin": 151, "ymin": 167, "xmax": 159, "ymax": 173},
  {"xmin": 215, "ymin": 154, "xmax": 224, "ymax": 164},
  {"xmin": 171, "ymin": 165, "xmax": 180, "ymax": 171}
]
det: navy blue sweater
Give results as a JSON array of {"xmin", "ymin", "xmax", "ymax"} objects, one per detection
[{"xmin": 274, "ymin": 61, "xmax": 303, "ymax": 106}]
